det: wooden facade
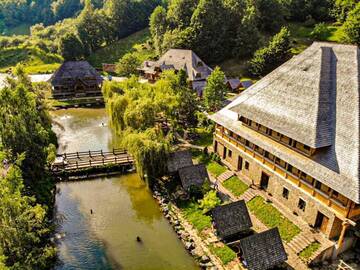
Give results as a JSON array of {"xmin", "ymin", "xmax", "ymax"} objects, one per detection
[{"xmin": 50, "ymin": 61, "xmax": 103, "ymax": 99}]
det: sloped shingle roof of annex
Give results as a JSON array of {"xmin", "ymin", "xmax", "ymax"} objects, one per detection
[
  {"xmin": 142, "ymin": 49, "xmax": 212, "ymax": 81},
  {"xmin": 240, "ymin": 228, "xmax": 287, "ymax": 270},
  {"xmin": 210, "ymin": 42, "xmax": 360, "ymax": 203},
  {"xmin": 50, "ymin": 61, "xmax": 103, "ymax": 86},
  {"xmin": 212, "ymin": 200, "xmax": 252, "ymax": 239},
  {"xmin": 226, "ymin": 78, "xmax": 242, "ymax": 90},
  {"xmin": 178, "ymin": 164, "xmax": 209, "ymax": 190},
  {"xmin": 167, "ymin": 150, "xmax": 193, "ymax": 173}
]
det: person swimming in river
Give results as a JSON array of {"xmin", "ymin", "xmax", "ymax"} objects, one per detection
[
  {"xmin": 90, "ymin": 209, "xmax": 93, "ymax": 214},
  {"xmin": 136, "ymin": 236, "xmax": 142, "ymax": 242}
]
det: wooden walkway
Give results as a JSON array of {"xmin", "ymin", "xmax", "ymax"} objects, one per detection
[{"xmin": 51, "ymin": 148, "xmax": 134, "ymax": 175}]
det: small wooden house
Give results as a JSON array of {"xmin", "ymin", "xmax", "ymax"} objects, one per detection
[
  {"xmin": 50, "ymin": 61, "xmax": 103, "ymax": 99},
  {"xmin": 178, "ymin": 164, "xmax": 209, "ymax": 191},
  {"xmin": 239, "ymin": 228, "xmax": 287, "ymax": 270},
  {"xmin": 212, "ymin": 200, "xmax": 253, "ymax": 241}
]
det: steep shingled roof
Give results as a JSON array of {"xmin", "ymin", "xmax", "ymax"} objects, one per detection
[
  {"xmin": 167, "ymin": 150, "xmax": 193, "ymax": 174},
  {"xmin": 141, "ymin": 49, "xmax": 212, "ymax": 81},
  {"xmin": 210, "ymin": 42, "xmax": 360, "ymax": 203},
  {"xmin": 240, "ymin": 228, "xmax": 287, "ymax": 270},
  {"xmin": 212, "ymin": 200, "xmax": 252, "ymax": 239},
  {"xmin": 178, "ymin": 164, "xmax": 209, "ymax": 190},
  {"xmin": 50, "ymin": 61, "xmax": 103, "ymax": 86}
]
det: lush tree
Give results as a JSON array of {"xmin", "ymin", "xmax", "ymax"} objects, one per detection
[
  {"xmin": 150, "ymin": 6, "xmax": 168, "ymax": 54},
  {"xmin": 249, "ymin": 27, "xmax": 291, "ymax": 76},
  {"xmin": 342, "ymin": 2, "xmax": 360, "ymax": 45},
  {"xmin": 116, "ymin": 52, "xmax": 142, "ymax": 76},
  {"xmin": 0, "ymin": 157, "xmax": 56, "ymax": 269},
  {"xmin": 332, "ymin": 0, "xmax": 357, "ymax": 22},
  {"xmin": 232, "ymin": 5, "xmax": 262, "ymax": 58},
  {"xmin": 0, "ymin": 65, "xmax": 56, "ymax": 204},
  {"xmin": 203, "ymin": 67, "xmax": 227, "ymax": 111},
  {"xmin": 253, "ymin": 0, "xmax": 285, "ymax": 33},
  {"xmin": 58, "ymin": 32, "xmax": 85, "ymax": 60},
  {"xmin": 161, "ymin": 27, "xmax": 194, "ymax": 53},
  {"xmin": 190, "ymin": 0, "xmax": 231, "ymax": 62},
  {"xmin": 167, "ymin": 0, "xmax": 199, "ymax": 29}
]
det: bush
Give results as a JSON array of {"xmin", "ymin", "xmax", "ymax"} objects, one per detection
[
  {"xmin": 310, "ymin": 23, "xmax": 331, "ymax": 40},
  {"xmin": 198, "ymin": 190, "xmax": 221, "ymax": 213}
]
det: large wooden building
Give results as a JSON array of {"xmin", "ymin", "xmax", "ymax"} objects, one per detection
[
  {"xmin": 139, "ymin": 49, "xmax": 212, "ymax": 95},
  {"xmin": 210, "ymin": 42, "xmax": 360, "ymax": 255},
  {"xmin": 50, "ymin": 61, "xmax": 103, "ymax": 99}
]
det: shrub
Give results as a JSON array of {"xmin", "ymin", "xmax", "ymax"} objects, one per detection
[
  {"xmin": 310, "ymin": 23, "xmax": 331, "ymax": 40},
  {"xmin": 198, "ymin": 190, "xmax": 221, "ymax": 213}
]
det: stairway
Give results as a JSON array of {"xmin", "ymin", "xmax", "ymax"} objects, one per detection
[
  {"xmin": 241, "ymin": 189, "xmax": 257, "ymax": 202},
  {"xmin": 217, "ymin": 170, "xmax": 234, "ymax": 182},
  {"xmin": 288, "ymin": 232, "xmax": 316, "ymax": 254}
]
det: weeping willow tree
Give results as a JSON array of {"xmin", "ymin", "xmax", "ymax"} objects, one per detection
[
  {"xmin": 121, "ymin": 128, "xmax": 170, "ymax": 179},
  {"xmin": 103, "ymin": 71, "xmax": 199, "ymax": 179}
]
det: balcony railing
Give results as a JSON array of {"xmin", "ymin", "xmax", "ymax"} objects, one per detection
[{"xmin": 215, "ymin": 130, "xmax": 350, "ymax": 217}]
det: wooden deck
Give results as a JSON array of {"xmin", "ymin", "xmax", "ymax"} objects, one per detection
[{"xmin": 51, "ymin": 148, "xmax": 134, "ymax": 175}]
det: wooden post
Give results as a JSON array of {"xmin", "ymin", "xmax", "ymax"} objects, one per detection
[
  {"xmin": 77, "ymin": 152, "xmax": 79, "ymax": 159},
  {"xmin": 76, "ymin": 161, "xmax": 78, "ymax": 169},
  {"xmin": 115, "ymin": 157, "xmax": 117, "ymax": 164},
  {"xmin": 89, "ymin": 160, "xmax": 92, "ymax": 167},
  {"xmin": 101, "ymin": 149, "xmax": 103, "ymax": 157},
  {"xmin": 337, "ymin": 222, "xmax": 350, "ymax": 255},
  {"xmin": 89, "ymin": 150, "xmax": 92, "ymax": 158}
]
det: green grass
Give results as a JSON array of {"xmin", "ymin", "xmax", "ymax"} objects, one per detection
[
  {"xmin": 299, "ymin": 241, "xmax": 321, "ymax": 260},
  {"xmin": 209, "ymin": 244, "xmax": 237, "ymax": 265},
  {"xmin": 288, "ymin": 22, "xmax": 344, "ymax": 54},
  {"xmin": 87, "ymin": 28, "xmax": 153, "ymax": 68},
  {"xmin": 179, "ymin": 201, "xmax": 212, "ymax": 232},
  {"xmin": 193, "ymin": 127, "xmax": 213, "ymax": 147},
  {"xmin": 222, "ymin": 176, "xmax": 248, "ymax": 196},
  {"xmin": 207, "ymin": 161, "xmax": 227, "ymax": 177},
  {"xmin": 247, "ymin": 196, "xmax": 301, "ymax": 242},
  {"xmin": 0, "ymin": 46, "xmax": 62, "ymax": 73}
]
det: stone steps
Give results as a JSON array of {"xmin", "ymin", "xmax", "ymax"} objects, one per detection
[
  {"xmin": 288, "ymin": 232, "xmax": 315, "ymax": 254},
  {"xmin": 217, "ymin": 170, "xmax": 234, "ymax": 182},
  {"xmin": 241, "ymin": 189, "xmax": 257, "ymax": 202}
]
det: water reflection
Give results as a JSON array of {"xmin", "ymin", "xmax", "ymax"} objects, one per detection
[{"xmin": 53, "ymin": 108, "xmax": 199, "ymax": 270}]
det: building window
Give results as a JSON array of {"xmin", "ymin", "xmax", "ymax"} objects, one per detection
[
  {"xmin": 315, "ymin": 181, "xmax": 322, "ymax": 190},
  {"xmin": 304, "ymin": 145, "xmax": 311, "ymax": 151},
  {"xmin": 245, "ymin": 161, "xmax": 249, "ymax": 170},
  {"xmin": 333, "ymin": 190, "xmax": 339, "ymax": 197},
  {"xmin": 282, "ymin": 188, "xmax": 289, "ymax": 199},
  {"xmin": 228, "ymin": 150, "xmax": 232, "ymax": 158},
  {"xmin": 298, "ymin": 198, "xmax": 306, "ymax": 211}
]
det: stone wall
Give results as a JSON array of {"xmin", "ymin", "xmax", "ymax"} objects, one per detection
[{"xmin": 214, "ymin": 136, "xmax": 343, "ymax": 239}]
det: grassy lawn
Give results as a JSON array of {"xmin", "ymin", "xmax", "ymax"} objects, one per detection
[
  {"xmin": 247, "ymin": 196, "xmax": 301, "ymax": 242},
  {"xmin": 0, "ymin": 46, "xmax": 62, "ymax": 74},
  {"xmin": 223, "ymin": 176, "xmax": 248, "ymax": 196},
  {"xmin": 179, "ymin": 201, "xmax": 212, "ymax": 232},
  {"xmin": 207, "ymin": 161, "xmax": 227, "ymax": 177},
  {"xmin": 87, "ymin": 28, "xmax": 153, "ymax": 68},
  {"xmin": 299, "ymin": 241, "xmax": 321, "ymax": 260},
  {"xmin": 193, "ymin": 127, "xmax": 213, "ymax": 147},
  {"xmin": 209, "ymin": 244, "xmax": 237, "ymax": 265},
  {"xmin": 288, "ymin": 22, "xmax": 344, "ymax": 54}
]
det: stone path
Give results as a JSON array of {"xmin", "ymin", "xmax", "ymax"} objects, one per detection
[{"xmin": 217, "ymin": 171, "xmax": 235, "ymax": 182}]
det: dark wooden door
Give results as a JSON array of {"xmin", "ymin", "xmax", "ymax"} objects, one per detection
[
  {"xmin": 238, "ymin": 156, "xmax": 243, "ymax": 171},
  {"xmin": 260, "ymin": 172, "xmax": 269, "ymax": 190}
]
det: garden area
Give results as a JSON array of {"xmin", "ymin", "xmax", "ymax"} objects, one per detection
[
  {"xmin": 247, "ymin": 196, "xmax": 301, "ymax": 242},
  {"xmin": 222, "ymin": 176, "xmax": 248, "ymax": 197}
]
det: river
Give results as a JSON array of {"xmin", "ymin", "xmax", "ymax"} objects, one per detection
[{"xmin": 52, "ymin": 108, "xmax": 199, "ymax": 270}]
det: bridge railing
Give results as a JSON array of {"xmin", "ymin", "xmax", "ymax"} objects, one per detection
[{"xmin": 57, "ymin": 148, "xmax": 128, "ymax": 159}]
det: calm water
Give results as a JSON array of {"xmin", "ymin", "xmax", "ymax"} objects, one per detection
[{"xmin": 52, "ymin": 108, "xmax": 199, "ymax": 270}]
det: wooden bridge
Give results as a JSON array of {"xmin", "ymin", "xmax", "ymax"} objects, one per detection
[{"xmin": 51, "ymin": 148, "xmax": 134, "ymax": 178}]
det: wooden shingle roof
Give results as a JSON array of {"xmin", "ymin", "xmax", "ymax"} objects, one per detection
[
  {"xmin": 178, "ymin": 164, "xmax": 209, "ymax": 190},
  {"xmin": 167, "ymin": 150, "xmax": 193, "ymax": 173},
  {"xmin": 210, "ymin": 42, "xmax": 360, "ymax": 203},
  {"xmin": 212, "ymin": 200, "xmax": 252, "ymax": 239},
  {"xmin": 240, "ymin": 228, "xmax": 287, "ymax": 270},
  {"xmin": 50, "ymin": 61, "xmax": 103, "ymax": 86}
]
